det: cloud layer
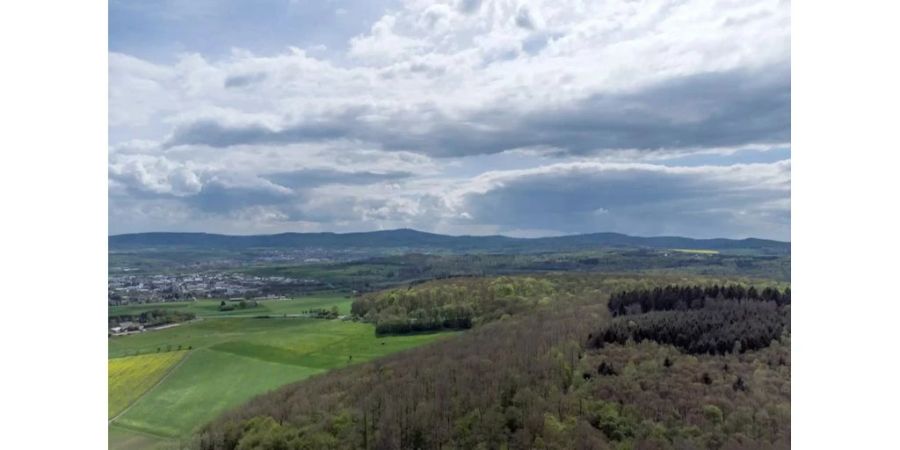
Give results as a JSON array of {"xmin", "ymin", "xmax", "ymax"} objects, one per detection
[{"xmin": 109, "ymin": 0, "xmax": 791, "ymax": 240}]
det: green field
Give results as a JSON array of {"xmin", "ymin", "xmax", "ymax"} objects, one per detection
[
  {"xmin": 108, "ymin": 294, "xmax": 353, "ymax": 319},
  {"xmin": 109, "ymin": 425, "xmax": 171, "ymax": 450},
  {"xmin": 109, "ymin": 298, "xmax": 454, "ymax": 448}
]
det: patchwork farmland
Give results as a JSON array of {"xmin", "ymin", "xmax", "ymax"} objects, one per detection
[{"xmin": 108, "ymin": 295, "xmax": 454, "ymax": 449}]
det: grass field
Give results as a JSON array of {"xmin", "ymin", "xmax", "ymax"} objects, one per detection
[
  {"xmin": 109, "ymin": 300, "xmax": 454, "ymax": 447},
  {"xmin": 108, "ymin": 294, "xmax": 353, "ymax": 319},
  {"xmin": 109, "ymin": 425, "xmax": 172, "ymax": 450},
  {"xmin": 108, "ymin": 351, "xmax": 187, "ymax": 418}
]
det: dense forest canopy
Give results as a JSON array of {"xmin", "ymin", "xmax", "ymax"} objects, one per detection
[
  {"xmin": 607, "ymin": 285, "xmax": 790, "ymax": 316},
  {"xmin": 595, "ymin": 285, "xmax": 791, "ymax": 355}
]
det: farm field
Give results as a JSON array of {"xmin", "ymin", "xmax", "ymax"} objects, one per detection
[
  {"xmin": 108, "ymin": 298, "xmax": 454, "ymax": 449},
  {"xmin": 108, "ymin": 293, "xmax": 353, "ymax": 319},
  {"xmin": 108, "ymin": 350, "xmax": 187, "ymax": 418}
]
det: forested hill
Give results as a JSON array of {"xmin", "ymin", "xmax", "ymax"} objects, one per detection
[{"xmin": 109, "ymin": 229, "xmax": 789, "ymax": 255}]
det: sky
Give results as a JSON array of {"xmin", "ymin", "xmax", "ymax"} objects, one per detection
[{"xmin": 108, "ymin": 0, "xmax": 790, "ymax": 240}]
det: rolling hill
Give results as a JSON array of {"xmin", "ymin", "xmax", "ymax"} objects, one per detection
[{"xmin": 109, "ymin": 229, "xmax": 789, "ymax": 255}]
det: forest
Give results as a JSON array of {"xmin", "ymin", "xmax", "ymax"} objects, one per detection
[
  {"xmin": 594, "ymin": 285, "xmax": 791, "ymax": 355},
  {"xmin": 352, "ymin": 276, "xmax": 556, "ymax": 335},
  {"xmin": 592, "ymin": 300, "xmax": 790, "ymax": 355},
  {"xmin": 195, "ymin": 274, "xmax": 790, "ymax": 450},
  {"xmin": 607, "ymin": 285, "xmax": 790, "ymax": 316},
  {"xmin": 246, "ymin": 251, "xmax": 790, "ymax": 293}
]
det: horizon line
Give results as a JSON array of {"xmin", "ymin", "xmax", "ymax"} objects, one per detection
[{"xmin": 108, "ymin": 228, "xmax": 791, "ymax": 244}]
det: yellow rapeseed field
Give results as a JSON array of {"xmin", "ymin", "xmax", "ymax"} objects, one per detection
[{"xmin": 108, "ymin": 350, "xmax": 187, "ymax": 419}]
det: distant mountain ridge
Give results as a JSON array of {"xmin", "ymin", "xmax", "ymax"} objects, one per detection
[{"xmin": 109, "ymin": 229, "xmax": 789, "ymax": 255}]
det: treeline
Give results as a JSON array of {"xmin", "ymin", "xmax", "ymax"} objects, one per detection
[
  {"xmin": 108, "ymin": 309, "xmax": 195, "ymax": 328},
  {"xmin": 374, "ymin": 305, "xmax": 473, "ymax": 336},
  {"xmin": 196, "ymin": 298, "xmax": 790, "ymax": 449},
  {"xmin": 608, "ymin": 284, "xmax": 790, "ymax": 316},
  {"xmin": 306, "ymin": 307, "xmax": 340, "ymax": 320},
  {"xmin": 218, "ymin": 300, "xmax": 258, "ymax": 311},
  {"xmin": 354, "ymin": 276, "xmax": 789, "ymax": 337}
]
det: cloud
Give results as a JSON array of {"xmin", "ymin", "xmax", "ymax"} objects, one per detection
[
  {"xmin": 115, "ymin": 0, "xmax": 789, "ymax": 158},
  {"xmin": 109, "ymin": 151, "xmax": 790, "ymax": 240},
  {"xmin": 108, "ymin": 155, "xmax": 203, "ymax": 197},
  {"xmin": 457, "ymin": 0, "xmax": 482, "ymax": 14},
  {"xmin": 108, "ymin": 53, "xmax": 177, "ymax": 136},
  {"xmin": 514, "ymin": 6, "xmax": 538, "ymax": 30},
  {"xmin": 164, "ymin": 65, "xmax": 788, "ymax": 157},
  {"xmin": 184, "ymin": 178, "xmax": 295, "ymax": 213},
  {"xmin": 107, "ymin": 145, "xmax": 439, "ymax": 231},
  {"xmin": 224, "ymin": 72, "xmax": 267, "ymax": 88},
  {"xmin": 450, "ymin": 160, "xmax": 791, "ymax": 240},
  {"xmin": 264, "ymin": 169, "xmax": 413, "ymax": 189}
]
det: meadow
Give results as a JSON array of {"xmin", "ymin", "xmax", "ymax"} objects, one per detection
[{"xmin": 108, "ymin": 302, "xmax": 454, "ymax": 449}]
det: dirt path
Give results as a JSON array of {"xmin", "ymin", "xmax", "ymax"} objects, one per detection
[{"xmin": 109, "ymin": 350, "xmax": 193, "ymax": 425}]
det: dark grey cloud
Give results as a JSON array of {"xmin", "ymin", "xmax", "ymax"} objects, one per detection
[
  {"xmin": 184, "ymin": 180, "xmax": 293, "ymax": 213},
  {"xmin": 165, "ymin": 65, "xmax": 789, "ymax": 158},
  {"xmin": 522, "ymin": 31, "xmax": 563, "ymax": 55},
  {"xmin": 224, "ymin": 72, "xmax": 267, "ymax": 88},
  {"xmin": 457, "ymin": 161, "xmax": 790, "ymax": 240},
  {"xmin": 515, "ymin": 7, "xmax": 536, "ymax": 30},
  {"xmin": 457, "ymin": 0, "xmax": 482, "ymax": 14}
]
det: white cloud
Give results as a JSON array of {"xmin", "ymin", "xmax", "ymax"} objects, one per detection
[{"xmin": 108, "ymin": 154, "xmax": 203, "ymax": 197}]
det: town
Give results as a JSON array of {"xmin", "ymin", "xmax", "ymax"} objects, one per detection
[{"xmin": 107, "ymin": 272, "xmax": 326, "ymax": 305}]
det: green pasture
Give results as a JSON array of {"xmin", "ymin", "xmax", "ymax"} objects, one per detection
[{"xmin": 109, "ymin": 425, "xmax": 172, "ymax": 450}]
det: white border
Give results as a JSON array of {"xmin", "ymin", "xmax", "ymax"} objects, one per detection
[
  {"xmin": 793, "ymin": 1, "xmax": 900, "ymax": 448},
  {"xmin": 1, "ymin": 1, "xmax": 107, "ymax": 447},
  {"xmin": 3, "ymin": 1, "xmax": 900, "ymax": 447}
]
